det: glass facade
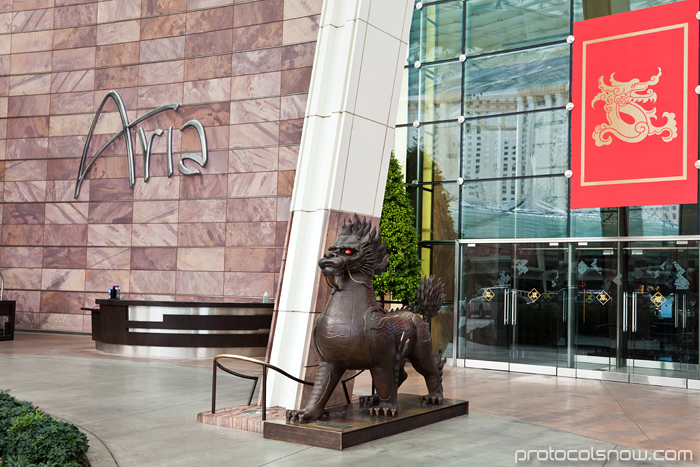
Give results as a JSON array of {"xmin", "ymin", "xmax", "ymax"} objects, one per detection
[{"xmin": 398, "ymin": 0, "xmax": 700, "ymax": 385}]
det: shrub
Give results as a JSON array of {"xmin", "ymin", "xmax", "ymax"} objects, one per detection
[
  {"xmin": 0, "ymin": 391, "xmax": 88, "ymax": 467},
  {"xmin": 373, "ymin": 152, "xmax": 423, "ymax": 302}
]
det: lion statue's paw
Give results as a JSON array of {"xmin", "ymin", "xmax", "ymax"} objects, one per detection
[
  {"xmin": 419, "ymin": 393, "xmax": 443, "ymax": 406},
  {"xmin": 285, "ymin": 408, "xmax": 329, "ymax": 423},
  {"xmin": 359, "ymin": 394, "xmax": 379, "ymax": 407}
]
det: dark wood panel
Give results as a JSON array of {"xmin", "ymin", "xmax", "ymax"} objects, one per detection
[
  {"xmin": 0, "ymin": 301, "xmax": 16, "ymax": 342},
  {"xmin": 125, "ymin": 331, "xmax": 269, "ymax": 348},
  {"xmin": 99, "ymin": 304, "xmax": 129, "ymax": 345},
  {"xmin": 96, "ymin": 299, "xmax": 273, "ymax": 309},
  {"xmin": 91, "ymin": 310, "xmax": 101, "ymax": 342},
  {"xmin": 128, "ymin": 314, "xmax": 272, "ymax": 331}
]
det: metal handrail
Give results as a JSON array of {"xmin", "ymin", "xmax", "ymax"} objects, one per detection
[{"xmin": 212, "ymin": 354, "xmax": 364, "ymax": 421}]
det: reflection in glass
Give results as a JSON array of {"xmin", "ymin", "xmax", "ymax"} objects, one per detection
[
  {"xmin": 419, "ymin": 183, "xmax": 459, "ymax": 241},
  {"xmin": 461, "ymin": 176, "xmax": 568, "ymax": 239},
  {"xmin": 407, "ymin": 1, "xmax": 463, "ymax": 64},
  {"xmin": 457, "ymin": 242, "xmax": 568, "ymax": 365},
  {"xmin": 427, "ymin": 243, "xmax": 456, "ymax": 300},
  {"xmin": 457, "ymin": 243, "xmax": 512, "ymax": 361},
  {"xmin": 464, "ymin": 44, "xmax": 569, "ymax": 117},
  {"xmin": 407, "ymin": 61, "xmax": 462, "ymax": 124},
  {"xmin": 572, "ymin": 242, "xmax": 619, "ymax": 371},
  {"xmin": 462, "ymin": 110, "xmax": 569, "ymax": 181},
  {"xmin": 575, "ymin": 0, "xmax": 683, "ymax": 22},
  {"xmin": 466, "ymin": 0, "xmax": 570, "ymax": 56},
  {"xmin": 424, "ymin": 243, "xmax": 456, "ymax": 358},
  {"xmin": 628, "ymin": 205, "xmax": 698, "ymax": 237},
  {"xmin": 406, "ymin": 121, "xmax": 461, "ymax": 183},
  {"xmin": 570, "ymin": 204, "xmax": 698, "ymax": 238},
  {"xmin": 570, "ymin": 208, "xmax": 620, "ymax": 238}
]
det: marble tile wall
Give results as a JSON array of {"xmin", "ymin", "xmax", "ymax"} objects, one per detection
[{"xmin": 0, "ymin": 0, "xmax": 323, "ymax": 332}]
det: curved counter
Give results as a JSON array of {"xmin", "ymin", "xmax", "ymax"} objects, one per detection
[
  {"xmin": 0, "ymin": 300, "xmax": 15, "ymax": 341},
  {"xmin": 92, "ymin": 299, "xmax": 273, "ymax": 358}
]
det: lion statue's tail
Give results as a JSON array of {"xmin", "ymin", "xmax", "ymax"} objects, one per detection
[
  {"xmin": 415, "ymin": 275, "xmax": 447, "ymax": 377},
  {"xmin": 415, "ymin": 275, "xmax": 445, "ymax": 323}
]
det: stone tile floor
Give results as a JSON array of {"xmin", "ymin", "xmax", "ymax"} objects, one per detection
[{"xmin": 1, "ymin": 332, "xmax": 698, "ymax": 466}]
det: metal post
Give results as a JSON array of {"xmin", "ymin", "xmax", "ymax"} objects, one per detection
[
  {"xmin": 616, "ymin": 242, "xmax": 624, "ymax": 369},
  {"xmin": 212, "ymin": 360, "xmax": 217, "ymax": 414},
  {"xmin": 567, "ymin": 244, "xmax": 575, "ymax": 368},
  {"xmin": 262, "ymin": 367, "xmax": 267, "ymax": 421}
]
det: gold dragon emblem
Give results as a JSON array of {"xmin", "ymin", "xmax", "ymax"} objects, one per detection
[{"xmin": 591, "ymin": 68, "xmax": 677, "ymax": 147}]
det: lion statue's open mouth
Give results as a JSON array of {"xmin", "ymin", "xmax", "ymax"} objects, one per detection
[{"xmin": 319, "ymin": 257, "xmax": 345, "ymax": 291}]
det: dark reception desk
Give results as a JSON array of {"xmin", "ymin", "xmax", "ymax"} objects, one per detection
[
  {"xmin": 0, "ymin": 300, "xmax": 16, "ymax": 341},
  {"xmin": 92, "ymin": 299, "xmax": 273, "ymax": 358}
]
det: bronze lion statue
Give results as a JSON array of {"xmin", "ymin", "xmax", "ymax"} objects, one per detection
[{"xmin": 286, "ymin": 215, "xmax": 446, "ymax": 422}]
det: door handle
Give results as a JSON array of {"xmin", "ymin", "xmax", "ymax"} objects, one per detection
[
  {"xmin": 511, "ymin": 289, "xmax": 517, "ymax": 326},
  {"xmin": 504, "ymin": 288, "xmax": 510, "ymax": 325},
  {"xmin": 623, "ymin": 292, "xmax": 628, "ymax": 332},
  {"xmin": 562, "ymin": 289, "xmax": 567, "ymax": 322},
  {"xmin": 682, "ymin": 295, "xmax": 687, "ymax": 329},
  {"xmin": 675, "ymin": 294, "xmax": 679, "ymax": 328},
  {"xmin": 632, "ymin": 292, "xmax": 638, "ymax": 333}
]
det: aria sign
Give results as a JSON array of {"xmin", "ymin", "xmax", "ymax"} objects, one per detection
[{"xmin": 74, "ymin": 90, "xmax": 208, "ymax": 199}]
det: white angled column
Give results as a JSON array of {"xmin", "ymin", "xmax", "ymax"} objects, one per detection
[{"xmin": 267, "ymin": 0, "xmax": 414, "ymax": 409}]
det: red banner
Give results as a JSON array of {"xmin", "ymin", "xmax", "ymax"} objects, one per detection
[{"xmin": 571, "ymin": 0, "xmax": 699, "ymax": 209}]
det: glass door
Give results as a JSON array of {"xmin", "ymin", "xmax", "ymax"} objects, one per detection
[
  {"xmin": 571, "ymin": 242, "xmax": 622, "ymax": 375},
  {"xmin": 457, "ymin": 242, "xmax": 567, "ymax": 370},
  {"xmin": 457, "ymin": 242, "xmax": 512, "ymax": 365},
  {"xmin": 509, "ymin": 243, "xmax": 567, "ymax": 369},
  {"xmin": 622, "ymin": 241, "xmax": 699, "ymax": 381}
]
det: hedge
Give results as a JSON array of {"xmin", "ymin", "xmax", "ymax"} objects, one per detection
[{"xmin": 0, "ymin": 391, "xmax": 88, "ymax": 467}]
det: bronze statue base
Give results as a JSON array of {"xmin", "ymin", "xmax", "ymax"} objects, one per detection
[{"xmin": 263, "ymin": 394, "xmax": 468, "ymax": 450}]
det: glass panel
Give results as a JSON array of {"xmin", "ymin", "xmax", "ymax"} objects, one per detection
[
  {"xmin": 395, "ymin": 70, "xmax": 410, "ymax": 125},
  {"xmin": 570, "ymin": 208, "xmax": 621, "ymax": 237},
  {"xmin": 510, "ymin": 243, "xmax": 568, "ymax": 368},
  {"xmin": 461, "ymin": 176, "xmax": 568, "ymax": 239},
  {"xmin": 462, "ymin": 110, "xmax": 569, "ymax": 180},
  {"xmin": 431, "ymin": 303, "xmax": 455, "ymax": 358},
  {"xmin": 407, "ymin": 1, "xmax": 464, "ymax": 64},
  {"xmin": 407, "ymin": 61, "xmax": 462, "ymax": 124},
  {"xmin": 458, "ymin": 243, "xmax": 512, "ymax": 361},
  {"xmin": 425, "ymin": 243, "xmax": 456, "ymax": 358},
  {"xmin": 573, "ymin": 242, "xmax": 621, "ymax": 373},
  {"xmin": 623, "ymin": 241, "xmax": 699, "ymax": 380},
  {"xmin": 409, "ymin": 121, "xmax": 462, "ymax": 182},
  {"xmin": 575, "ymin": 1, "xmax": 684, "ymax": 22},
  {"xmin": 630, "ymin": 0, "xmax": 683, "ymax": 9},
  {"xmin": 458, "ymin": 241, "xmax": 569, "ymax": 368},
  {"xmin": 419, "ymin": 183, "xmax": 459, "ymax": 241},
  {"xmin": 427, "ymin": 243, "xmax": 456, "ymax": 300},
  {"xmin": 570, "ymin": 204, "xmax": 698, "ymax": 238},
  {"xmin": 464, "ymin": 44, "xmax": 570, "ymax": 117},
  {"xmin": 466, "ymin": 0, "xmax": 570, "ymax": 56},
  {"xmin": 627, "ymin": 205, "xmax": 699, "ymax": 237}
]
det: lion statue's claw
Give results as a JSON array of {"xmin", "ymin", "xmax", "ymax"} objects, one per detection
[
  {"xmin": 368, "ymin": 402, "xmax": 398, "ymax": 417},
  {"xmin": 419, "ymin": 393, "xmax": 443, "ymax": 406},
  {"xmin": 359, "ymin": 394, "xmax": 379, "ymax": 407},
  {"xmin": 285, "ymin": 408, "xmax": 329, "ymax": 423}
]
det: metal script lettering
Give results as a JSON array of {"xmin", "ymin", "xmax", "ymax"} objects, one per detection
[
  {"xmin": 178, "ymin": 120, "xmax": 208, "ymax": 175},
  {"xmin": 74, "ymin": 90, "xmax": 208, "ymax": 199}
]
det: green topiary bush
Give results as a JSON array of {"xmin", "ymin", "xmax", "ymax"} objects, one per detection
[
  {"xmin": 0, "ymin": 391, "xmax": 88, "ymax": 467},
  {"xmin": 373, "ymin": 152, "xmax": 423, "ymax": 303}
]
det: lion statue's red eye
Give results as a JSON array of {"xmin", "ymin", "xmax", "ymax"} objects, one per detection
[{"xmin": 344, "ymin": 250, "xmax": 352, "ymax": 255}]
